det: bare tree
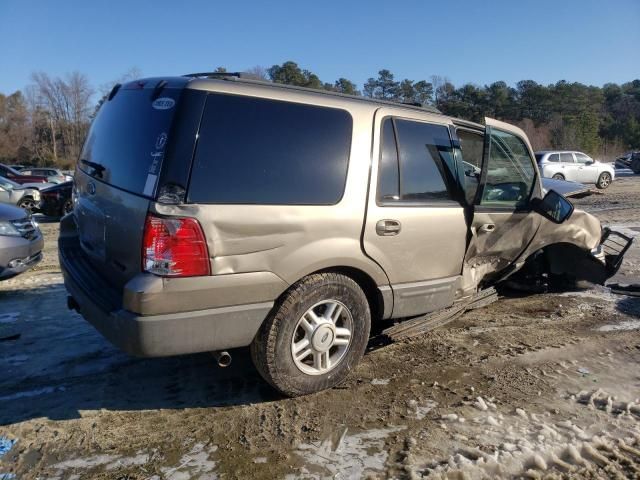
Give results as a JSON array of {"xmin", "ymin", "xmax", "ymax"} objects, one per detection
[
  {"xmin": 29, "ymin": 71, "xmax": 94, "ymax": 165},
  {"xmin": 244, "ymin": 65, "xmax": 269, "ymax": 80}
]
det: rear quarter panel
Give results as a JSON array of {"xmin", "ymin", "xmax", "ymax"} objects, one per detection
[{"xmin": 154, "ymin": 87, "xmax": 389, "ymax": 290}]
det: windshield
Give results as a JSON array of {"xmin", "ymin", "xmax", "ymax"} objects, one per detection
[{"xmin": 0, "ymin": 176, "xmax": 18, "ymax": 190}]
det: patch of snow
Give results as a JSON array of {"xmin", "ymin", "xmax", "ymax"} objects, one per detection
[
  {"xmin": 0, "ymin": 385, "xmax": 66, "ymax": 402},
  {"xmin": 160, "ymin": 443, "xmax": 217, "ymax": 480},
  {"xmin": 371, "ymin": 378, "xmax": 390, "ymax": 385},
  {"xmin": 0, "ymin": 313, "xmax": 20, "ymax": 324},
  {"xmin": 598, "ymin": 319, "xmax": 640, "ymax": 331},
  {"xmin": 288, "ymin": 426, "xmax": 405, "ymax": 479}
]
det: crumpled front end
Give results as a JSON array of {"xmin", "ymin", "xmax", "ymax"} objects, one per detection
[{"xmin": 514, "ymin": 209, "xmax": 633, "ymax": 286}]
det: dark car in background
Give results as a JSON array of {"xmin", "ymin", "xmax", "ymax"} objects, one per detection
[
  {"xmin": 39, "ymin": 181, "xmax": 73, "ymax": 217},
  {"xmin": 615, "ymin": 151, "xmax": 640, "ymax": 173},
  {"xmin": 19, "ymin": 167, "xmax": 72, "ymax": 184},
  {"xmin": 0, "ymin": 203, "xmax": 43, "ymax": 280},
  {"xmin": 0, "ymin": 164, "xmax": 48, "ymax": 185}
]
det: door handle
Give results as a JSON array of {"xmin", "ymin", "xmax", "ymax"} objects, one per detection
[
  {"xmin": 478, "ymin": 223, "xmax": 496, "ymax": 233},
  {"xmin": 376, "ymin": 219, "xmax": 401, "ymax": 236}
]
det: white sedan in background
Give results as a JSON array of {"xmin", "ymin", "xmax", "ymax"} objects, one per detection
[{"xmin": 535, "ymin": 150, "xmax": 615, "ymax": 189}]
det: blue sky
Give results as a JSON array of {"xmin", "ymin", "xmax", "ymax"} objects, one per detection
[{"xmin": 1, "ymin": 0, "xmax": 638, "ymax": 95}]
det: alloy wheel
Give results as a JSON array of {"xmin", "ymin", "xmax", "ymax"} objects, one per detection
[{"xmin": 291, "ymin": 300, "xmax": 353, "ymax": 375}]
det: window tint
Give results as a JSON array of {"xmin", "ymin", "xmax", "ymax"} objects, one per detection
[
  {"xmin": 79, "ymin": 88, "xmax": 182, "ymax": 196},
  {"xmin": 188, "ymin": 94, "xmax": 352, "ymax": 205},
  {"xmin": 394, "ymin": 119, "xmax": 452, "ymax": 201},
  {"xmin": 548, "ymin": 153, "xmax": 560, "ymax": 162},
  {"xmin": 458, "ymin": 129, "xmax": 484, "ymax": 203},
  {"xmin": 481, "ymin": 128, "xmax": 536, "ymax": 208},
  {"xmin": 378, "ymin": 118, "xmax": 400, "ymax": 201},
  {"xmin": 559, "ymin": 152, "xmax": 574, "ymax": 163},
  {"xmin": 574, "ymin": 153, "xmax": 592, "ymax": 164}
]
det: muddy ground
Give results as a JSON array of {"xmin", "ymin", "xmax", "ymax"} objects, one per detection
[{"xmin": 1, "ymin": 174, "xmax": 639, "ymax": 479}]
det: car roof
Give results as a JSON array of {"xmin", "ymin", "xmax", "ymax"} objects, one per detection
[{"xmin": 122, "ymin": 74, "xmax": 485, "ymax": 131}]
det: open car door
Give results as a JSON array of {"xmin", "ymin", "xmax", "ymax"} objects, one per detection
[{"xmin": 462, "ymin": 117, "xmax": 543, "ymax": 291}]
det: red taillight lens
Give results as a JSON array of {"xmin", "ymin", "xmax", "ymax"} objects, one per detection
[{"xmin": 142, "ymin": 214, "xmax": 210, "ymax": 277}]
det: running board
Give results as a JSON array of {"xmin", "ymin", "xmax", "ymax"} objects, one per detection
[{"xmin": 383, "ymin": 287, "xmax": 499, "ymax": 342}]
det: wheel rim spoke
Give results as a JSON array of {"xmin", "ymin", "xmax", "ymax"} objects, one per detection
[
  {"xmin": 291, "ymin": 299, "xmax": 353, "ymax": 376},
  {"xmin": 334, "ymin": 327, "xmax": 351, "ymax": 345}
]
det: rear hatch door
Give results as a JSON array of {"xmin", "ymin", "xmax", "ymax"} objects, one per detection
[{"xmin": 74, "ymin": 78, "xmax": 200, "ymax": 290}]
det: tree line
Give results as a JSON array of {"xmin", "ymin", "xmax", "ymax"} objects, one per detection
[{"xmin": 0, "ymin": 61, "xmax": 638, "ymax": 168}]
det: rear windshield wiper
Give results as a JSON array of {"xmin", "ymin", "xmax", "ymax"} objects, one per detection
[{"xmin": 80, "ymin": 159, "xmax": 106, "ymax": 177}]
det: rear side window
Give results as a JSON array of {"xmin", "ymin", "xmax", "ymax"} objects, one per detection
[
  {"xmin": 188, "ymin": 94, "xmax": 352, "ymax": 205},
  {"xmin": 548, "ymin": 153, "xmax": 560, "ymax": 162},
  {"xmin": 559, "ymin": 153, "xmax": 574, "ymax": 163}
]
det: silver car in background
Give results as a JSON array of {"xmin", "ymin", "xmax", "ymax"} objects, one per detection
[
  {"xmin": 535, "ymin": 150, "xmax": 615, "ymax": 189},
  {"xmin": 0, "ymin": 203, "xmax": 43, "ymax": 280},
  {"xmin": 0, "ymin": 176, "xmax": 42, "ymax": 213}
]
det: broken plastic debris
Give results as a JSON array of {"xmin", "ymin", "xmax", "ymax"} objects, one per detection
[{"xmin": 577, "ymin": 367, "xmax": 590, "ymax": 375}]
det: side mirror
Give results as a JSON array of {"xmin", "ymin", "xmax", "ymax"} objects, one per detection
[
  {"xmin": 531, "ymin": 189, "xmax": 574, "ymax": 224},
  {"xmin": 585, "ymin": 160, "xmax": 594, "ymax": 166}
]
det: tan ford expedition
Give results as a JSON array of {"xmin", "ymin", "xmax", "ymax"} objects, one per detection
[{"xmin": 59, "ymin": 73, "xmax": 631, "ymax": 396}]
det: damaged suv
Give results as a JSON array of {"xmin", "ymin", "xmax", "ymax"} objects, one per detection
[{"xmin": 59, "ymin": 74, "xmax": 632, "ymax": 396}]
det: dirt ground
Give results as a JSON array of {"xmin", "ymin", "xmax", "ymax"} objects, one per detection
[{"xmin": 1, "ymin": 174, "xmax": 639, "ymax": 480}]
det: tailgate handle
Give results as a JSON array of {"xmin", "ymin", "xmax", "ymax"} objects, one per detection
[{"xmin": 376, "ymin": 219, "xmax": 401, "ymax": 236}]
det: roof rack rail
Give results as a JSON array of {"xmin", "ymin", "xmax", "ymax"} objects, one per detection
[{"xmin": 182, "ymin": 71, "xmax": 264, "ymax": 81}]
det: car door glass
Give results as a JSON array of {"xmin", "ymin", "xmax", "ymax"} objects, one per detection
[
  {"xmin": 457, "ymin": 129, "xmax": 484, "ymax": 203},
  {"xmin": 548, "ymin": 153, "xmax": 560, "ymax": 162},
  {"xmin": 393, "ymin": 119, "xmax": 453, "ymax": 202},
  {"xmin": 377, "ymin": 118, "xmax": 400, "ymax": 202},
  {"xmin": 574, "ymin": 153, "xmax": 591, "ymax": 164},
  {"xmin": 559, "ymin": 153, "xmax": 574, "ymax": 164},
  {"xmin": 480, "ymin": 128, "xmax": 536, "ymax": 208}
]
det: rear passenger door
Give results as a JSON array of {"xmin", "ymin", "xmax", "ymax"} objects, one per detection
[
  {"xmin": 558, "ymin": 152, "xmax": 578, "ymax": 181},
  {"xmin": 363, "ymin": 109, "xmax": 468, "ymax": 318}
]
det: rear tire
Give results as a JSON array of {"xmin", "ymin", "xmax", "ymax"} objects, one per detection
[
  {"xmin": 596, "ymin": 172, "xmax": 612, "ymax": 189},
  {"xmin": 61, "ymin": 199, "xmax": 73, "ymax": 216},
  {"xmin": 250, "ymin": 273, "xmax": 371, "ymax": 397},
  {"xmin": 551, "ymin": 173, "xmax": 565, "ymax": 180}
]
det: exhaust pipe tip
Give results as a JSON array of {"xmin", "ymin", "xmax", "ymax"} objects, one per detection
[{"xmin": 213, "ymin": 351, "xmax": 232, "ymax": 368}]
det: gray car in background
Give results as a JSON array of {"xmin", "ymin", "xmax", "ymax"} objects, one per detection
[
  {"xmin": 0, "ymin": 176, "xmax": 42, "ymax": 213},
  {"xmin": 19, "ymin": 167, "xmax": 72, "ymax": 184},
  {"xmin": 0, "ymin": 203, "xmax": 43, "ymax": 280}
]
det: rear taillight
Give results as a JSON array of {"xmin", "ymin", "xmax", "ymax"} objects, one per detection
[{"xmin": 142, "ymin": 213, "xmax": 210, "ymax": 277}]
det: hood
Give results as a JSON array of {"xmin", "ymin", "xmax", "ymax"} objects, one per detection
[
  {"xmin": 0, "ymin": 202, "xmax": 29, "ymax": 221},
  {"xmin": 541, "ymin": 177, "xmax": 597, "ymax": 199}
]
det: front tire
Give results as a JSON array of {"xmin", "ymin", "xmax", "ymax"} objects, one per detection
[
  {"xmin": 596, "ymin": 172, "xmax": 612, "ymax": 189},
  {"xmin": 552, "ymin": 173, "xmax": 565, "ymax": 180},
  {"xmin": 18, "ymin": 197, "xmax": 37, "ymax": 214},
  {"xmin": 250, "ymin": 273, "xmax": 371, "ymax": 397}
]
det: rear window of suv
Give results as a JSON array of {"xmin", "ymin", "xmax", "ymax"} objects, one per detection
[
  {"xmin": 79, "ymin": 88, "xmax": 182, "ymax": 196},
  {"xmin": 188, "ymin": 94, "xmax": 352, "ymax": 205}
]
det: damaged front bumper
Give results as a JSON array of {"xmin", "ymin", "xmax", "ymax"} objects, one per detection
[{"xmin": 599, "ymin": 227, "xmax": 634, "ymax": 277}]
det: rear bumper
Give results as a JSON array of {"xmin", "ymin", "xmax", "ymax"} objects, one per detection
[
  {"xmin": 62, "ymin": 264, "xmax": 272, "ymax": 357},
  {"xmin": 0, "ymin": 233, "xmax": 44, "ymax": 280},
  {"xmin": 59, "ymin": 219, "xmax": 277, "ymax": 357}
]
